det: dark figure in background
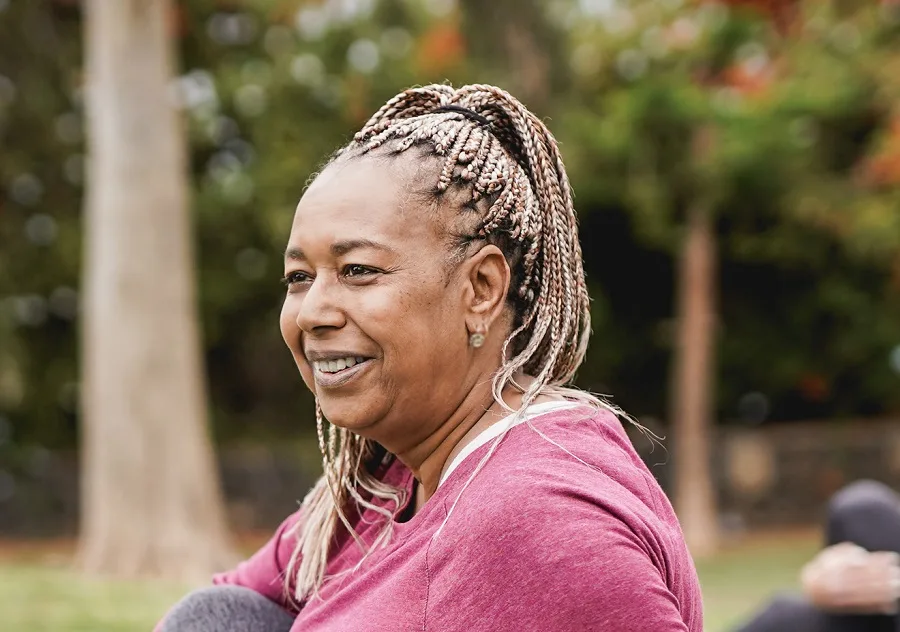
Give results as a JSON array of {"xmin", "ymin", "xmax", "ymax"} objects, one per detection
[{"xmin": 738, "ymin": 480, "xmax": 900, "ymax": 632}]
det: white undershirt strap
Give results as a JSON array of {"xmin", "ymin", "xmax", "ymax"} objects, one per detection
[{"xmin": 437, "ymin": 400, "xmax": 580, "ymax": 488}]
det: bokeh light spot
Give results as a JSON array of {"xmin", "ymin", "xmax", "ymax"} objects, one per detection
[
  {"xmin": 10, "ymin": 173, "xmax": 43, "ymax": 206},
  {"xmin": 24, "ymin": 214, "xmax": 58, "ymax": 246},
  {"xmin": 347, "ymin": 39, "xmax": 380, "ymax": 74}
]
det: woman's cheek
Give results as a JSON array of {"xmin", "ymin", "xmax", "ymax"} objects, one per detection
[
  {"xmin": 297, "ymin": 362, "xmax": 315, "ymax": 394},
  {"xmin": 278, "ymin": 301, "xmax": 295, "ymax": 345}
]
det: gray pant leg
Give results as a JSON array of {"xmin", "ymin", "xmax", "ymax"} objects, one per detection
[{"xmin": 159, "ymin": 585, "xmax": 296, "ymax": 632}]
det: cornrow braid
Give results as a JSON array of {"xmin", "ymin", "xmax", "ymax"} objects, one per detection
[{"xmin": 286, "ymin": 84, "xmax": 597, "ymax": 603}]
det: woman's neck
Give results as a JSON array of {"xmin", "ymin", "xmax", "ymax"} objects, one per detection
[{"xmin": 394, "ymin": 374, "xmax": 556, "ymax": 511}]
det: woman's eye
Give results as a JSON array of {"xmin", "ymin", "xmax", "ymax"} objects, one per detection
[
  {"xmin": 344, "ymin": 264, "xmax": 377, "ymax": 278},
  {"xmin": 282, "ymin": 271, "xmax": 312, "ymax": 287}
]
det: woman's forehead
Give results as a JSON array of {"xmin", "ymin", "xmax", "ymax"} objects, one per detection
[{"xmin": 291, "ymin": 156, "xmax": 440, "ymax": 249}]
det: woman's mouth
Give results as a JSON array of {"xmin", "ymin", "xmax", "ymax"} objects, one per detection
[
  {"xmin": 311, "ymin": 356, "xmax": 373, "ymax": 388},
  {"xmin": 312, "ymin": 356, "xmax": 367, "ymax": 374}
]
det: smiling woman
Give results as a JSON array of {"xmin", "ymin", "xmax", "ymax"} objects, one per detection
[{"xmin": 156, "ymin": 84, "xmax": 703, "ymax": 632}]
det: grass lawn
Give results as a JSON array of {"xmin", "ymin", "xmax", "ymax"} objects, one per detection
[{"xmin": 0, "ymin": 531, "xmax": 819, "ymax": 631}]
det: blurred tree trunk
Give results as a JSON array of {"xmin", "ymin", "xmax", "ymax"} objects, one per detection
[
  {"xmin": 670, "ymin": 203, "xmax": 720, "ymax": 558},
  {"xmin": 78, "ymin": 0, "xmax": 234, "ymax": 579}
]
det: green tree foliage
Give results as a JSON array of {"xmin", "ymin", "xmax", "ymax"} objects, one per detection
[
  {"xmin": 0, "ymin": 1, "xmax": 83, "ymax": 449},
  {"xmin": 561, "ymin": 0, "xmax": 900, "ymax": 422},
  {"xmin": 1, "ymin": 0, "xmax": 899, "ymax": 455}
]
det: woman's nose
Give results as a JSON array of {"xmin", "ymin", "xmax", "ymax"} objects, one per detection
[{"xmin": 294, "ymin": 275, "xmax": 346, "ymax": 333}]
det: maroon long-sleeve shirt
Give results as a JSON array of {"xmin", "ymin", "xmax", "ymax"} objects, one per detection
[{"xmin": 176, "ymin": 405, "xmax": 703, "ymax": 631}]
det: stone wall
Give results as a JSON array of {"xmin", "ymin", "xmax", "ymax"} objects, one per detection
[{"xmin": 2, "ymin": 419, "xmax": 899, "ymax": 537}]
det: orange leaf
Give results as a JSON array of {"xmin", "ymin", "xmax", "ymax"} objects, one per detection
[{"xmin": 415, "ymin": 21, "xmax": 465, "ymax": 76}]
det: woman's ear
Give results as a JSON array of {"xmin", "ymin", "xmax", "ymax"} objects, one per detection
[{"xmin": 463, "ymin": 244, "xmax": 510, "ymax": 331}]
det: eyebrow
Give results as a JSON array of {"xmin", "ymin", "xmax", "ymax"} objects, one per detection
[{"xmin": 284, "ymin": 239, "xmax": 396, "ymax": 261}]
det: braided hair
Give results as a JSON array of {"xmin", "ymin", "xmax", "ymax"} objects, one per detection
[{"xmin": 285, "ymin": 84, "xmax": 610, "ymax": 603}]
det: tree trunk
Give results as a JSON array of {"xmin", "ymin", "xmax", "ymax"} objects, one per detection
[
  {"xmin": 78, "ymin": 0, "xmax": 234, "ymax": 579},
  {"xmin": 670, "ymin": 205, "xmax": 720, "ymax": 558}
]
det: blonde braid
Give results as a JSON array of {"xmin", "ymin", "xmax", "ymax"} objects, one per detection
[{"xmin": 288, "ymin": 84, "xmax": 603, "ymax": 602}]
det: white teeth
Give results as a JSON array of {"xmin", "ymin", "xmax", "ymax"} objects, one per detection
[{"xmin": 314, "ymin": 357, "xmax": 365, "ymax": 374}]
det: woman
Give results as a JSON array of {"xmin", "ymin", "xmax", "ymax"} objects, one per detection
[
  {"xmin": 737, "ymin": 479, "xmax": 900, "ymax": 632},
  {"xmin": 157, "ymin": 84, "xmax": 702, "ymax": 631}
]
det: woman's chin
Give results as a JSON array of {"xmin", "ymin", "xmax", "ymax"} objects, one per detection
[{"xmin": 318, "ymin": 400, "xmax": 381, "ymax": 435}]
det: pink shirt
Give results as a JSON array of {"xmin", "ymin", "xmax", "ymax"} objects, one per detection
[{"xmin": 210, "ymin": 406, "xmax": 702, "ymax": 631}]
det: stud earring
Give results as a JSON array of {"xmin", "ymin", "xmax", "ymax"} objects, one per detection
[{"xmin": 469, "ymin": 327, "xmax": 486, "ymax": 348}]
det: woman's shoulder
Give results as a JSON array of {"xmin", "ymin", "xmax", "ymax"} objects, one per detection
[
  {"xmin": 498, "ymin": 402, "xmax": 650, "ymax": 480},
  {"xmin": 443, "ymin": 403, "xmax": 684, "ymax": 544},
  {"xmin": 428, "ymin": 405, "xmax": 699, "ymax": 628}
]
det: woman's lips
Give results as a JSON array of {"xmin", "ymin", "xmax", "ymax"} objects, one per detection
[{"xmin": 312, "ymin": 358, "xmax": 374, "ymax": 389}]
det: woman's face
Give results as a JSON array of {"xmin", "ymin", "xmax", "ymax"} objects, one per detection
[{"xmin": 280, "ymin": 155, "xmax": 493, "ymax": 449}]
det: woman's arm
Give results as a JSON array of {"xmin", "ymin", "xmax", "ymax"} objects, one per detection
[{"xmin": 800, "ymin": 542, "xmax": 900, "ymax": 614}]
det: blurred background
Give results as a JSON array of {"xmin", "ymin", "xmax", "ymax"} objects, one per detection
[{"xmin": 1, "ymin": 0, "xmax": 900, "ymax": 630}]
